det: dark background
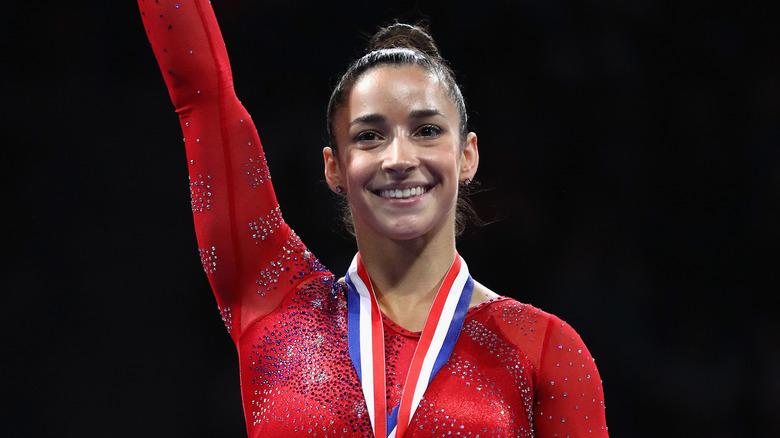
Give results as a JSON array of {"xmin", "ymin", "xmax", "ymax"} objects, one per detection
[{"xmin": 2, "ymin": 0, "xmax": 778, "ymax": 436}]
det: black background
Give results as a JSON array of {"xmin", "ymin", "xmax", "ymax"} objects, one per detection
[{"xmin": 2, "ymin": 0, "xmax": 778, "ymax": 436}]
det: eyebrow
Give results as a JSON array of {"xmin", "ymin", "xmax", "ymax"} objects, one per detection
[
  {"xmin": 409, "ymin": 109, "xmax": 447, "ymax": 120},
  {"xmin": 349, "ymin": 113, "xmax": 386, "ymax": 127},
  {"xmin": 349, "ymin": 109, "xmax": 447, "ymax": 127}
]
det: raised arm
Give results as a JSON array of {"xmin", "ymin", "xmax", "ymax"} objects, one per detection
[{"xmin": 137, "ymin": 0, "xmax": 327, "ymax": 342}]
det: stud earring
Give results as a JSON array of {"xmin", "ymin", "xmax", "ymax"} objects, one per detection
[
  {"xmin": 336, "ymin": 186, "xmax": 344, "ymax": 194},
  {"xmin": 462, "ymin": 178, "xmax": 472, "ymax": 186}
]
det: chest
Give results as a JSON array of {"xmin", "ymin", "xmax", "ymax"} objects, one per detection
[{"xmin": 237, "ymin": 290, "xmax": 537, "ymax": 437}]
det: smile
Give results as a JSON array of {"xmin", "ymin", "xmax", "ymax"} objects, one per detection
[{"xmin": 377, "ymin": 186, "xmax": 427, "ymax": 199}]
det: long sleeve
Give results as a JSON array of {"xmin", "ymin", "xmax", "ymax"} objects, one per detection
[
  {"xmin": 137, "ymin": 0, "xmax": 328, "ymax": 343},
  {"xmin": 534, "ymin": 315, "xmax": 608, "ymax": 437}
]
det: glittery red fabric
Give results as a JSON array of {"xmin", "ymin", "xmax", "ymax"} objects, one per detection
[{"xmin": 138, "ymin": 1, "xmax": 608, "ymax": 436}]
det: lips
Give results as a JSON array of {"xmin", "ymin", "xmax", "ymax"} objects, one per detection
[{"xmin": 376, "ymin": 185, "xmax": 429, "ymax": 199}]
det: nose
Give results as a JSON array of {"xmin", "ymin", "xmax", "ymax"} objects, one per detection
[{"xmin": 381, "ymin": 136, "xmax": 418, "ymax": 176}]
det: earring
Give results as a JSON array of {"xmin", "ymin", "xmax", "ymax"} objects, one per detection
[
  {"xmin": 462, "ymin": 178, "xmax": 472, "ymax": 186},
  {"xmin": 336, "ymin": 186, "xmax": 344, "ymax": 194}
]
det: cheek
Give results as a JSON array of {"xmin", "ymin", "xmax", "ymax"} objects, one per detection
[
  {"xmin": 428, "ymin": 149, "xmax": 461, "ymax": 176},
  {"xmin": 343, "ymin": 154, "xmax": 374, "ymax": 187}
]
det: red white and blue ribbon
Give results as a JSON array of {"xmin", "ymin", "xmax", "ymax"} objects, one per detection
[{"xmin": 346, "ymin": 253, "xmax": 474, "ymax": 438}]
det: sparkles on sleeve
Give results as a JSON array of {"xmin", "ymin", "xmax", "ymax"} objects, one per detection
[
  {"xmin": 137, "ymin": 0, "xmax": 327, "ymax": 343},
  {"xmin": 534, "ymin": 316, "xmax": 608, "ymax": 437}
]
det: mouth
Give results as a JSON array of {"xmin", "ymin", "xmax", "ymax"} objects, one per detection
[{"xmin": 375, "ymin": 185, "xmax": 430, "ymax": 200}]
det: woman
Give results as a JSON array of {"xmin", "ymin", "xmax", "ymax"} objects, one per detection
[{"xmin": 137, "ymin": 1, "xmax": 608, "ymax": 436}]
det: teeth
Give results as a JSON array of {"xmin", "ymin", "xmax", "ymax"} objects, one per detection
[{"xmin": 379, "ymin": 186, "xmax": 427, "ymax": 199}]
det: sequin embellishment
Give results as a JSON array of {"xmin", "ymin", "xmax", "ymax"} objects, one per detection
[
  {"xmin": 219, "ymin": 305, "xmax": 233, "ymax": 334},
  {"xmin": 245, "ymin": 153, "xmax": 271, "ymax": 188},
  {"xmin": 189, "ymin": 174, "xmax": 212, "ymax": 212},
  {"xmin": 198, "ymin": 246, "xmax": 217, "ymax": 274},
  {"xmin": 254, "ymin": 231, "xmax": 327, "ymax": 296},
  {"xmin": 249, "ymin": 206, "xmax": 283, "ymax": 243}
]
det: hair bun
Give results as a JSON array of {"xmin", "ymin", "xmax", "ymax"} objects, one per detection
[{"xmin": 369, "ymin": 23, "xmax": 441, "ymax": 59}]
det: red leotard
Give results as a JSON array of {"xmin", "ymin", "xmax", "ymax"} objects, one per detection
[{"xmin": 137, "ymin": 1, "xmax": 608, "ymax": 436}]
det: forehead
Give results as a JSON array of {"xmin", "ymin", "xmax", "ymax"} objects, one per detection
[{"xmin": 345, "ymin": 65, "xmax": 457, "ymax": 119}]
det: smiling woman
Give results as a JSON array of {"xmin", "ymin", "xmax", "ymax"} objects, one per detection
[
  {"xmin": 137, "ymin": 0, "xmax": 608, "ymax": 437},
  {"xmin": 324, "ymin": 65, "xmax": 478, "ymax": 247}
]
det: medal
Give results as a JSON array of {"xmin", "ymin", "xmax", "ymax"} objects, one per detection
[{"xmin": 346, "ymin": 253, "xmax": 474, "ymax": 438}]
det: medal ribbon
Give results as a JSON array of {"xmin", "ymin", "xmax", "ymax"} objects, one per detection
[{"xmin": 346, "ymin": 253, "xmax": 474, "ymax": 438}]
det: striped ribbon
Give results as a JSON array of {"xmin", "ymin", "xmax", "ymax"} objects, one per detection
[{"xmin": 346, "ymin": 253, "xmax": 474, "ymax": 438}]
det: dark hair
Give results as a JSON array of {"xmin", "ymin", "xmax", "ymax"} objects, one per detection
[{"xmin": 328, "ymin": 23, "xmax": 479, "ymax": 236}]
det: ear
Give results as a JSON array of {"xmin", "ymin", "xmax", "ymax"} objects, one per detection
[
  {"xmin": 323, "ymin": 146, "xmax": 343, "ymax": 192},
  {"xmin": 459, "ymin": 132, "xmax": 479, "ymax": 181}
]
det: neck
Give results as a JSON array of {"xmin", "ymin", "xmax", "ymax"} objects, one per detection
[{"xmin": 354, "ymin": 221, "xmax": 457, "ymax": 331}]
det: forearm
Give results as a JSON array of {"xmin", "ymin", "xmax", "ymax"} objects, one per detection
[{"xmin": 138, "ymin": 0, "xmax": 233, "ymax": 109}]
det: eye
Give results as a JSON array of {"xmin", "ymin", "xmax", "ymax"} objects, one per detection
[
  {"xmin": 355, "ymin": 131, "xmax": 383, "ymax": 143},
  {"xmin": 416, "ymin": 125, "xmax": 442, "ymax": 138}
]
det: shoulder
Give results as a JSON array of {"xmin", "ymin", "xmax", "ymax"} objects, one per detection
[
  {"xmin": 466, "ymin": 293, "xmax": 590, "ymax": 368},
  {"xmin": 470, "ymin": 286, "xmax": 579, "ymax": 338},
  {"xmin": 488, "ymin": 298, "xmax": 588, "ymax": 354},
  {"xmin": 468, "ymin": 282, "xmax": 555, "ymax": 329}
]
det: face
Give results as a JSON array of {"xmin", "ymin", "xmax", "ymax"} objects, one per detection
[{"xmin": 324, "ymin": 65, "xmax": 478, "ymax": 243}]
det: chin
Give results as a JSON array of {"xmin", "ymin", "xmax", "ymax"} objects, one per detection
[
  {"xmin": 385, "ymin": 228, "xmax": 430, "ymax": 242},
  {"xmin": 371, "ymin": 223, "xmax": 426, "ymax": 242},
  {"xmin": 352, "ymin": 195, "xmax": 458, "ymax": 243},
  {"xmin": 370, "ymin": 215, "xmax": 453, "ymax": 243}
]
